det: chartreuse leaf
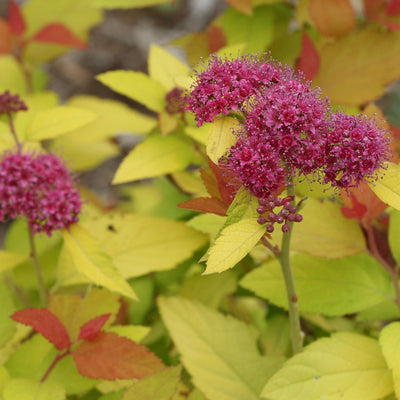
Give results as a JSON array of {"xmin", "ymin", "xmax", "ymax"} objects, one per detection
[
  {"xmin": 107, "ymin": 325, "xmax": 150, "ymax": 343},
  {"xmin": 262, "ymin": 332, "xmax": 393, "ymax": 400},
  {"xmin": 206, "ymin": 117, "xmax": 238, "ymax": 164},
  {"xmin": 0, "ymin": 366, "xmax": 10, "ymax": 392},
  {"xmin": 91, "ymin": 0, "xmax": 174, "ymax": 8},
  {"xmin": 0, "ymin": 251, "xmax": 27, "ymax": 273},
  {"xmin": 122, "ymin": 365, "xmax": 182, "ymax": 400},
  {"xmin": 270, "ymin": 197, "xmax": 366, "ymax": 258},
  {"xmin": 62, "ymin": 225, "xmax": 137, "ymax": 300},
  {"xmin": 313, "ymin": 29, "xmax": 400, "ymax": 105},
  {"xmin": 205, "ymin": 218, "xmax": 266, "ymax": 274},
  {"xmin": 369, "ymin": 162, "xmax": 400, "ymax": 210},
  {"xmin": 0, "ymin": 56, "xmax": 27, "ymax": 94},
  {"xmin": 97, "ymin": 71, "xmax": 166, "ymax": 113},
  {"xmin": 0, "ymin": 278, "xmax": 16, "ymax": 348},
  {"xmin": 3, "ymin": 378, "xmax": 65, "ymax": 400},
  {"xmin": 240, "ymin": 253, "xmax": 393, "ymax": 316},
  {"xmin": 25, "ymin": 106, "xmax": 97, "ymax": 141},
  {"xmin": 380, "ymin": 322, "xmax": 400, "ymax": 398},
  {"xmin": 80, "ymin": 213, "xmax": 207, "ymax": 278},
  {"xmin": 159, "ymin": 296, "xmax": 284, "ymax": 400},
  {"xmin": 389, "ymin": 209, "xmax": 400, "ymax": 264},
  {"xmin": 148, "ymin": 45, "xmax": 190, "ymax": 91},
  {"xmin": 113, "ymin": 133, "xmax": 193, "ymax": 184}
]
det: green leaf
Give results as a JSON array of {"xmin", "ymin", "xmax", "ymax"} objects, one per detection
[
  {"xmin": 3, "ymin": 379, "xmax": 65, "ymax": 400},
  {"xmin": 380, "ymin": 322, "xmax": 400, "ymax": 399},
  {"xmin": 148, "ymin": 45, "xmax": 190, "ymax": 91},
  {"xmin": 0, "ymin": 56, "xmax": 28, "ymax": 94},
  {"xmin": 25, "ymin": 106, "xmax": 97, "ymax": 141},
  {"xmin": 159, "ymin": 296, "xmax": 284, "ymax": 400},
  {"xmin": 0, "ymin": 278, "xmax": 16, "ymax": 348},
  {"xmin": 206, "ymin": 117, "xmax": 238, "ymax": 164},
  {"xmin": 97, "ymin": 71, "xmax": 166, "ymax": 112},
  {"xmin": 0, "ymin": 251, "xmax": 28, "ymax": 273},
  {"xmin": 122, "ymin": 366, "xmax": 182, "ymax": 400},
  {"xmin": 62, "ymin": 225, "xmax": 137, "ymax": 300},
  {"xmin": 262, "ymin": 332, "xmax": 393, "ymax": 400},
  {"xmin": 112, "ymin": 133, "xmax": 193, "ymax": 184},
  {"xmin": 240, "ymin": 253, "xmax": 394, "ymax": 316},
  {"xmin": 91, "ymin": 0, "xmax": 174, "ymax": 8},
  {"xmin": 81, "ymin": 213, "xmax": 207, "ymax": 278},
  {"xmin": 369, "ymin": 162, "xmax": 400, "ymax": 210},
  {"xmin": 389, "ymin": 209, "xmax": 400, "ymax": 264},
  {"xmin": 205, "ymin": 218, "xmax": 266, "ymax": 274}
]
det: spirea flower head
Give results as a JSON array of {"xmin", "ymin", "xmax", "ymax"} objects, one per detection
[
  {"xmin": 0, "ymin": 90, "xmax": 28, "ymax": 114},
  {"xmin": 322, "ymin": 111, "xmax": 390, "ymax": 188},
  {"xmin": 186, "ymin": 54, "xmax": 283, "ymax": 126},
  {"xmin": 0, "ymin": 151, "xmax": 82, "ymax": 236}
]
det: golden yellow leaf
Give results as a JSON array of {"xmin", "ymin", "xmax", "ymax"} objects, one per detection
[{"xmin": 207, "ymin": 117, "xmax": 238, "ymax": 164}]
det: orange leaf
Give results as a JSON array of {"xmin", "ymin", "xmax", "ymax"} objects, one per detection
[
  {"xmin": 364, "ymin": 0, "xmax": 386, "ymax": 20},
  {"xmin": 309, "ymin": 0, "xmax": 355, "ymax": 37},
  {"xmin": 208, "ymin": 25, "xmax": 227, "ymax": 54},
  {"xmin": 78, "ymin": 314, "xmax": 111, "ymax": 341},
  {"xmin": 8, "ymin": 0, "xmax": 25, "ymax": 35},
  {"xmin": 297, "ymin": 32, "xmax": 320, "ymax": 81},
  {"xmin": 178, "ymin": 196, "xmax": 228, "ymax": 216},
  {"xmin": 313, "ymin": 29, "xmax": 400, "ymax": 105},
  {"xmin": 11, "ymin": 308, "xmax": 71, "ymax": 350},
  {"xmin": 0, "ymin": 19, "xmax": 13, "ymax": 54},
  {"xmin": 223, "ymin": 0, "xmax": 253, "ymax": 16},
  {"xmin": 73, "ymin": 332, "xmax": 165, "ymax": 380},
  {"xmin": 31, "ymin": 24, "xmax": 86, "ymax": 48}
]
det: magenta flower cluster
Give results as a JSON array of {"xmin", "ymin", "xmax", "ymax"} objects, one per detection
[
  {"xmin": 186, "ymin": 54, "xmax": 390, "ymax": 200},
  {"xmin": 0, "ymin": 152, "xmax": 82, "ymax": 236},
  {"xmin": 0, "ymin": 90, "xmax": 28, "ymax": 114}
]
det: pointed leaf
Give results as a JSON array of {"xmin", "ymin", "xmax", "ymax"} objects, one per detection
[
  {"xmin": 97, "ymin": 70, "xmax": 166, "ymax": 113},
  {"xmin": 313, "ymin": 30, "xmax": 400, "ymax": 105},
  {"xmin": 178, "ymin": 197, "xmax": 228, "ymax": 216},
  {"xmin": 240, "ymin": 253, "xmax": 393, "ymax": 316},
  {"xmin": 309, "ymin": 0, "xmax": 355, "ymax": 37},
  {"xmin": 25, "ymin": 106, "xmax": 97, "ymax": 141},
  {"xmin": 62, "ymin": 225, "xmax": 137, "ymax": 300},
  {"xmin": 73, "ymin": 332, "xmax": 165, "ymax": 380},
  {"xmin": 3, "ymin": 378, "xmax": 65, "ymax": 400},
  {"xmin": 159, "ymin": 296, "xmax": 284, "ymax": 400},
  {"xmin": 369, "ymin": 162, "xmax": 400, "ymax": 210},
  {"xmin": 31, "ymin": 23, "xmax": 86, "ymax": 48},
  {"xmin": 380, "ymin": 322, "xmax": 400, "ymax": 399},
  {"xmin": 207, "ymin": 117, "xmax": 238, "ymax": 164},
  {"xmin": 122, "ymin": 365, "xmax": 182, "ymax": 400},
  {"xmin": 113, "ymin": 133, "xmax": 193, "ymax": 184},
  {"xmin": 262, "ymin": 332, "xmax": 393, "ymax": 400},
  {"xmin": 205, "ymin": 218, "xmax": 266, "ymax": 274},
  {"xmin": 297, "ymin": 32, "xmax": 319, "ymax": 81},
  {"xmin": 10, "ymin": 308, "xmax": 71, "ymax": 350},
  {"xmin": 148, "ymin": 45, "xmax": 190, "ymax": 91},
  {"xmin": 8, "ymin": 0, "xmax": 26, "ymax": 35},
  {"xmin": 78, "ymin": 313, "xmax": 111, "ymax": 341}
]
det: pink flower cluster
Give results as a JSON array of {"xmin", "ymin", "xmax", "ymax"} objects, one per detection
[
  {"xmin": 0, "ymin": 152, "xmax": 82, "ymax": 236},
  {"xmin": 0, "ymin": 90, "xmax": 28, "ymax": 114},
  {"xmin": 186, "ymin": 54, "xmax": 390, "ymax": 200}
]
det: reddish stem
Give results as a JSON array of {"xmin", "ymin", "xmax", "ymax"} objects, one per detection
[{"xmin": 40, "ymin": 349, "xmax": 71, "ymax": 383}]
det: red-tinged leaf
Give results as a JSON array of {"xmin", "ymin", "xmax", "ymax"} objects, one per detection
[
  {"xmin": 0, "ymin": 19, "xmax": 13, "ymax": 54},
  {"xmin": 8, "ymin": 0, "xmax": 25, "ymax": 35},
  {"xmin": 386, "ymin": 0, "xmax": 400, "ymax": 15},
  {"xmin": 309, "ymin": 0, "xmax": 355, "ymax": 37},
  {"xmin": 382, "ymin": 19, "xmax": 400, "ymax": 31},
  {"xmin": 340, "ymin": 181, "xmax": 388, "ymax": 223},
  {"xmin": 341, "ymin": 193, "xmax": 368, "ymax": 221},
  {"xmin": 11, "ymin": 308, "xmax": 71, "ymax": 350},
  {"xmin": 31, "ymin": 24, "xmax": 86, "ymax": 48},
  {"xmin": 73, "ymin": 331, "xmax": 165, "ymax": 380},
  {"xmin": 223, "ymin": 0, "xmax": 253, "ymax": 15},
  {"xmin": 208, "ymin": 25, "xmax": 227, "ymax": 53},
  {"xmin": 297, "ymin": 32, "xmax": 320, "ymax": 81},
  {"xmin": 200, "ymin": 163, "xmax": 221, "ymax": 200},
  {"xmin": 78, "ymin": 313, "xmax": 111, "ymax": 341},
  {"xmin": 211, "ymin": 161, "xmax": 240, "ymax": 205},
  {"xmin": 364, "ymin": 0, "xmax": 386, "ymax": 19},
  {"xmin": 178, "ymin": 197, "xmax": 228, "ymax": 216}
]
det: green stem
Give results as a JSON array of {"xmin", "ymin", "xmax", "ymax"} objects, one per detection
[
  {"xmin": 278, "ymin": 183, "xmax": 303, "ymax": 355},
  {"xmin": 28, "ymin": 226, "xmax": 48, "ymax": 306}
]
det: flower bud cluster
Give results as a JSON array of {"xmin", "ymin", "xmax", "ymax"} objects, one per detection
[
  {"xmin": 186, "ymin": 54, "xmax": 390, "ymax": 208},
  {"xmin": 0, "ymin": 152, "xmax": 82, "ymax": 236},
  {"xmin": 256, "ymin": 195, "xmax": 302, "ymax": 232},
  {"xmin": 0, "ymin": 91, "xmax": 28, "ymax": 114}
]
